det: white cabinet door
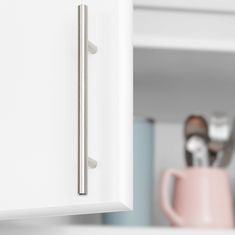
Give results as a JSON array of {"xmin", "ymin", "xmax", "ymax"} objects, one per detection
[{"xmin": 0, "ymin": 0, "xmax": 132, "ymax": 219}]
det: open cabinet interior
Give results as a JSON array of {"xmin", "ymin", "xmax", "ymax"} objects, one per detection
[
  {"xmin": 134, "ymin": 48, "xmax": 235, "ymax": 121},
  {"xmin": 132, "ymin": 2, "xmax": 235, "ymax": 229},
  {"xmin": 134, "ymin": 46, "xmax": 235, "ymax": 227}
]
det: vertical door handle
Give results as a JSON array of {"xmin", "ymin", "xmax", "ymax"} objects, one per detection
[{"xmin": 78, "ymin": 4, "xmax": 97, "ymax": 196}]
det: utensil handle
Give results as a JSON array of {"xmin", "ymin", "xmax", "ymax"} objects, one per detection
[{"xmin": 161, "ymin": 170, "xmax": 185, "ymax": 226}]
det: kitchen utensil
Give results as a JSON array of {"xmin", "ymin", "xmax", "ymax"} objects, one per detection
[
  {"xmin": 185, "ymin": 115, "xmax": 208, "ymax": 139},
  {"xmin": 184, "ymin": 115, "xmax": 209, "ymax": 167},
  {"xmin": 186, "ymin": 136, "xmax": 208, "ymax": 167},
  {"xmin": 217, "ymin": 118, "xmax": 235, "ymax": 167},
  {"xmin": 209, "ymin": 112, "xmax": 231, "ymax": 142},
  {"xmin": 208, "ymin": 112, "xmax": 231, "ymax": 166},
  {"xmin": 160, "ymin": 168, "xmax": 234, "ymax": 228}
]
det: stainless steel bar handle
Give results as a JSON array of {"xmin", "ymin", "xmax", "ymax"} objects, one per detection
[
  {"xmin": 78, "ymin": 4, "xmax": 88, "ymax": 195},
  {"xmin": 78, "ymin": 4, "xmax": 97, "ymax": 196}
]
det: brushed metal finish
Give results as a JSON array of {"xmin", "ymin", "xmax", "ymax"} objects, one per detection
[
  {"xmin": 88, "ymin": 157, "xmax": 98, "ymax": 169},
  {"xmin": 78, "ymin": 4, "xmax": 88, "ymax": 195},
  {"xmin": 88, "ymin": 41, "xmax": 98, "ymax": 54},
  {"xmin": 78, "ymin": 5, "xmax": 98, "ymax": 196}
]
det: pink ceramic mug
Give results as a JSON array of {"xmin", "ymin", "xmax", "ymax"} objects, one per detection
[{"xmin": 160, "ymin": 168, "xmax": 234, "ymax": 228}]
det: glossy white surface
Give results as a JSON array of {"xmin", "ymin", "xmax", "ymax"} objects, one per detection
[{"xmin": 0, "ymin": 0, "xmax": 132, "ymax": 219}]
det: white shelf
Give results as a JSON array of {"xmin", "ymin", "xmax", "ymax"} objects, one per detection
[
  {"xmin": 134, "ymin": 35, "xmax": 235, "ymax": 52},
  {"xmin": 134, "ymin": 1, "xmax": 235, "ymax": 52},
  {"xmin": 134, "ymin": 0, "xmax": 235, "ymax": 13}
]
